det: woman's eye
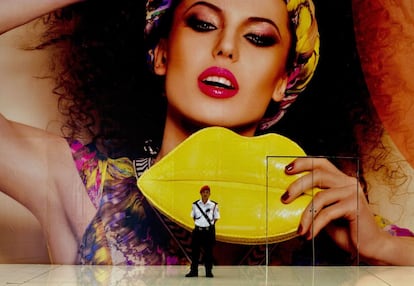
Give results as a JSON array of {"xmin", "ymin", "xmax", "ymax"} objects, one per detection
[
  {"xmin": 245, "ymin": 34, "xmax": 277, "ymax": 47},
  {"xmin": 187, "ymin": 16, "xmax": 217, "ymax": 32}
]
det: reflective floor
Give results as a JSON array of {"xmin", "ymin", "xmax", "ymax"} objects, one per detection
[{"xmin": 1, "ymin": 265, "xmax": 414, "ymax": 286}]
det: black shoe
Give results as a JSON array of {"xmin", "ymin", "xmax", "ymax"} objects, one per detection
[
  {"xmin": 206, "ymin": 272, "xmax": 214, "ymax": 278},
  {"xmin": 185, "ymin": 272, "xmax": 198, "ymax": 277}
]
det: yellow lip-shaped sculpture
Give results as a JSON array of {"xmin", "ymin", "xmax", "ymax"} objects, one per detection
[{"xmin": 137, "ymin": 127, "xmax": 319, "ymax": 244}]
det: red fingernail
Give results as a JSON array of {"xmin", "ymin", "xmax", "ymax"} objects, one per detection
[
  {"xmin": 281, "ymin": 192, "xmax": 290, "ymax": 201},
  {"xmin": 285, "ymin": 163, "xmax": 294, "ymax": 172},
  {"xmin": 297, "ymin": 225, "xmax": 302, "ymax": 235}
]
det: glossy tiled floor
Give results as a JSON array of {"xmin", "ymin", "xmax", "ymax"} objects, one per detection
[{"xmin": 0, "ymin": 265, "xmax": 413, "ymax": 285}]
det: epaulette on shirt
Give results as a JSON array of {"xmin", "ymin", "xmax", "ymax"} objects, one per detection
[{"xmin": 193, "ymin": 200, "xmax": 218, "ymax": 205}]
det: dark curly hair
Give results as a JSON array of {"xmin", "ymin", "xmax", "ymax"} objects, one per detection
[{"xmin": 39, "ymin": 0, "xmax": 165, "ymax": 157}]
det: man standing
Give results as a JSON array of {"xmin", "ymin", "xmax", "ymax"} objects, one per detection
[{"xmin": 185, "ymin": 185, "xmax": 220, "ymax": 278}]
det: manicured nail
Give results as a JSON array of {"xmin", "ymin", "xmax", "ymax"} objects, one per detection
[
  {"xmin": 285, "ymin": 163, "xmax": 294, "ymax": 172},
  {"xmin": 297, "ymin": 225, "xmax": 302, "ymax": 235},
  {"xmin": 281, "ymin": 191, "xmax": 290, "ymax": 201}
]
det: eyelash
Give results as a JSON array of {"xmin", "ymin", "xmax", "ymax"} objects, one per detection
[
  {"xmin": 186, "ymin": 16, "xmax": 216, "ymax": 32},
  {"xmin": 245, "ymin": 34, "xmax": 277, "ymax": 47},
  {"xmin": 186, "ymin": 15, "xmax": 278, "ymax": 48}
]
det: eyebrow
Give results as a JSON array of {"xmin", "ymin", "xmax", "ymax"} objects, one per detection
[
  {"xmin": 186, "ymin": 1, "xmax": 221, "ymax": 14},
  {"xmin": 247, "ymin": 17, "xmax": 281, "ymax": 37}
]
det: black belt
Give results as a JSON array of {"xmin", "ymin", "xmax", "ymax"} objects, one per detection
[{"xmin": 195, "ymin": 226, "xmax": 211, "ymax": 231}]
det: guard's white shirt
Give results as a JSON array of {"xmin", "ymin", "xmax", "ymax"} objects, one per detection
[{"xmin": 191, "ymin": 199, "xmax": 220, "ymax": 227}]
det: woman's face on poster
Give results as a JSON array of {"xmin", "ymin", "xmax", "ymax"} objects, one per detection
[{"xmin": 154, "ymin": 0, "xmax": 291, "ymax": 134}]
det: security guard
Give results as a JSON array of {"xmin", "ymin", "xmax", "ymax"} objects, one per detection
[{"xmin": 185, "ymin": 185, "xmax": 220, "ymax": 278}]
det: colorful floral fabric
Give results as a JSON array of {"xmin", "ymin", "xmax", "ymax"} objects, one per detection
[
  {"xmin": 69, "ymin": 139, "xmax": 188, "ymax": 265},
  {"xmin": 375, "ymin": 215, "xmax": 414, "ymax": 237}
]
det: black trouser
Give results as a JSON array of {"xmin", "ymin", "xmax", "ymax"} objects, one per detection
[{"xmin": 190, "ymin": 226, "xmax": 215, "ymax": 273}]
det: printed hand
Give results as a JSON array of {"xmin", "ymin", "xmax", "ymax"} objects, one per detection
[{"xmin": 281, "ymin": 157, "xmax": 389, "ymax": 264}]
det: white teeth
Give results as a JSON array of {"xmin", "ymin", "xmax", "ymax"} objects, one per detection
[{"xmin": 205, "ymin": 76, "xmax": 232, "ymax": 88}]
